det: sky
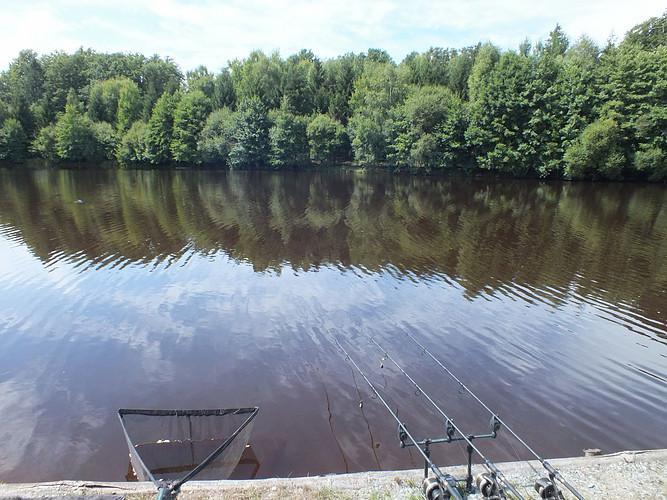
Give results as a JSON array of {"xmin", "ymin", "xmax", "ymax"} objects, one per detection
[{"xmin": 0, "ymin": 0, "xmax": 664, "ymax": 72}]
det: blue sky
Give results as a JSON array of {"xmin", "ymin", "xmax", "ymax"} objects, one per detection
[{"xmin": 1, "ymin": 0, "xmax": 664, "ymax": 71}]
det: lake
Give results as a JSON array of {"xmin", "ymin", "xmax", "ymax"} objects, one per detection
[{"xmin": 0, "ymin": 168, "xmax": 665, "ymax": 482}]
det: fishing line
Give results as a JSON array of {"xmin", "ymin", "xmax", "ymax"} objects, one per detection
[
  {"xmin": 348, "ymin": 358, "xmax": 383, "ymax": 470},
  {"xmin": 335, "ymin": 338, "xmax": 464, "ymax": 500},
  {"xmin": 403, "ymin": 330, "xmax": 584, "ymax": 500},
  {"xmin": 368, "ymin": 337, "xmax": 525, "ymax": 500}
]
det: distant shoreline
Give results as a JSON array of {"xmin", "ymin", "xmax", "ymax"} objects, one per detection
[{"xmin": 1, "ymin": 160, "xmax": 665, "ymax": 184}]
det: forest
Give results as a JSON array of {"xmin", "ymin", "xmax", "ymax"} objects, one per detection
[{"xmin": 0, "ymin": 13, "xmax": 665, "ymax": 180}]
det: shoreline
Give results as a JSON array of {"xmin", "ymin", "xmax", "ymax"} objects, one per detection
[
  {"xmin": 2, "ymin": 160, "xmax": 667, "ymax": 185},
  {"xmin": 1, "ymin": 449, "xmax": 665, "ymax": 499}
]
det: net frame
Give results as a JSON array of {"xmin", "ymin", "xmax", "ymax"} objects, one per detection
[{"xmin": 118, "ymin": 408, "xmax": 259, "ymax": 490}]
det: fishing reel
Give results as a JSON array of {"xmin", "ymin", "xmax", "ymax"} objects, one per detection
[
  {"xmin": 422, "ymin": 477, "xmax": 451, "ymax": 500},
  {"xmin": 475, "ymin": 473, "xmax": 502, "ymax": 498},
  {"xmin": 534, "ymin": 477, "xmax": 564, "ymax": 499}
]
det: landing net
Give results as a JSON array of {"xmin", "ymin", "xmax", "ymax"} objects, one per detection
[{"xmin": 118, "ymin": 408, "xmax": 258, "ymax": 488}]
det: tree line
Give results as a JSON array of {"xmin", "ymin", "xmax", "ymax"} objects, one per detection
[{"xmin": 0, "ymin": 13, "xmax": 665, "ymax": 180}]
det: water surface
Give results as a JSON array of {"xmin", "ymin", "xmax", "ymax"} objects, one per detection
[{"xmin": 0, "ymin": 168, "xmax": 665, "ymax": 482}]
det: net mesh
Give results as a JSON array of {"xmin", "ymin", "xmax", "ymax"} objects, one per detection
[{"xmin": 119, "ymin": 408, "xmax": 257, "ymax": 485}]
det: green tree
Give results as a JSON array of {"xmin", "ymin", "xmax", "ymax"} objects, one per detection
[
  {"xmin": 170, "ymin": 90, "xmax": 212, "ymax": 163},
  {"xmin": 87, "ymin": 78, "xmax": 121, "ymax": 123},
  {"xmin": 467, "ymin": 43, "xmax": 500, "ymax": 103},
  {"xmin": 269, "ymin": 99, "xmax": 309, "ymax": 168},
  {"xmin": 525, "ymin": 46, "xmax": 570, "ymax": 176},
  {"xmin": 448, "ymin": 46, "xmax": 478, "ymax": 99},
  {"xmin": 91, "ymin": 121, "xmax": 117, "ymax": 160},
  {"xmin": 306, "ymin": 114, "xmax": 345, "ymax": 164},
  {"xmin": 320, "ymin": 53, "xmax": 365, "ymax": 123},
  {"xmin": 5, "ymin": 50, "xmax": 44, "ymax": 137},
  {"xmin": 140, "ymin": 57, "xmax": 182, "ymax": 118},
  {"xmin": 624, "ymin": 12, "xmax": 667, "ymax": 50},
  {"xmin": 348, "ymin": 61, "xmax": 406, "ymax": 165},
  {"xmin": 466, "ymin": 51, "xmax": 534, "ymax": 174},
  {"xmin": 86, "ymin": 77, "xmax": 142, "ymax": 132},
  {"xmin": 0, "ymin": 118, "xmax": 28, "ymax": 161},
  {"xmin": 31, "ymin": 124, "xmax": 57, "ymax": 160},
  {"xmin": 187, "ymin": 66, "xmax": 216, "ymax": 98},
  {"xmin": 398, "ymin": 47, "xmax": 451, "ymax": 87},
  {"xmin": 197, "ymin": 107, "xmax": 236, "ymax": 164},
  {"xmin": 229, "ymin": 97, "xmax": 270, "ymax": 168},
  {"xmin": 634, "ymin": 145, "xmax": 667, "ymax": 181},
  {"xmin": 116, "ymin": 79, "xmax": 142, "ymax": 132},
  {"xmin": 0, "ymin": 101, "xmax": 9, "ymax": 125},
  {"xmin": 213, "ymin": 69, "xmax": 236, "ymax": 109},
  {"xmin": 116, "ymin": 121, "xmax": 147, "ymax": 165},
  {"xmin": 41, "ymin": 49, "xmax": 91, "ymax": 122},
  {"xmin": 389, "ymin": 85, "xmax": 467, "ymax": 169},
  {"xmin": 564, "ymin": 117, "xmax": 625, "ymax": 179},
  {"xmin": 230, "ymin": 51, "xmax": 283, "ymax": 109},
  {"xmin": 599, "ymin": 44, "xmax": 667, "ymax": 176},
  {"xmin": 544, "ymin": 24, "xmax": 569, "ymax": 56},
  {"xmin": 282, "ymin": 51, "xmax": 321, "ymax": 115},
  {"xmin": 53, "ymin": 90, "xmax": 104, "ymax": 162},
  {"xmin": 145, "ymin": 91, "xmax": 178, "ymax": 164}
]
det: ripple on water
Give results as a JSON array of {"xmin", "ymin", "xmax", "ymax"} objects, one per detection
[{"xmin": 0, "ymin": 169, "xmax": 665, "ymax": 481}]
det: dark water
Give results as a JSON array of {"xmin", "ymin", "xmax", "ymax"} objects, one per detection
[{"xmin": 0, "ymin": 168, "xmax": 665, "ymax": 483}]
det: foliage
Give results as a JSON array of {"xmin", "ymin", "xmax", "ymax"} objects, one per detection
[
  {"xmin": 399, "ymin": 47, "xmax": 452, "ymax": 87},
  {"xmin": 88, "ymin": 78, "xmax": 122, "ymax": 123},
  {"xmin": 320, "ymin": 53, "xmax": 365, "ymax": 123},
  {"xmin": 348, "ymin": 61, "xmax": 406, "ymax": 165},
  {"xmin": 282, "ymin": 51, "xmax": 321, "ymax": 115},
  {"xmin": 213, "ymin": 69, "xmax": 236, "ymax": 110},
  {"xmin": 466, "ymin": 51, "xmax": 535, "ymax": 175},
  {"xmin": 624, "ymin": 12, "xmax": 667, "ymax": 50},
  {"xmin": 197, "ymin": 107, "xmax": 236, "ymax": 164},
  {"xmin": 230, "ymin": 51, "xmax": 283, "ymax": 109},
  {"xmin": 54, "ymin": 92, "xmax": 101, "ymax": 161},
  {"xmin": 0, "ymin": 14, "xmax": 665, "ymax": 179},
  {"xmin": 634, "ymin": 145, "xmax": 667, "ymax": 181},
  {"xmin": 306, "ymin": 114, "xmax": 346, "ymax": 164},
  {"xmin": 4, "ymin": 50, "xmax": 44, "ymax": 137},
  {"xmin": 467, "ymin": 43, "xmax": 500, "ymax": 103},
  {"xmin": 0, "ymin": 118, "xmax": 27, "ymax": 161},
  {"xmin": 116, "ymin": 79, "xmax": 142, "ymax": 132},
  {"xmin": 564, "ymin": 118, "xmax": 625, "ymax": 179},
  {"xmin": 91, "ymin": 121, "xmax": 117, "ymax": 160},
  {"xmin": 269, "ymin": 100, "xmax": 309, "ymax": 168},
  {"xmin": 229, "ymin": 97, "xmax": 270, "ymax": 169},
  {"xmin": 170, "ymin": 90, "xmax": 212, "ymax": 163},
  {"xmin": 31, "ymin": 124, "xmax": 57, "ymax": 160},
  {"xmin": 389, "ymin": 85, "xmax": 467, "ymax": 169},
  {"xmin": 140, "ymin": 57, "xmax": 182, "ymax": 118},
  {"xmin": 145, "ymin": 91, "xmax": 178, "ymax": 165},
  {"xmin": 116, "ymin": 121, "xmax": 147, "ymax": 165}
]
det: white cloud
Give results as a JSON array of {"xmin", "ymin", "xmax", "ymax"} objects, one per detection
[{"xmin": 0, "ymin": 0, "xmax": 664, "ymax": 71}]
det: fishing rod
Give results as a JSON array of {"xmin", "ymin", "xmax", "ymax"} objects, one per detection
[
  {"xmin": 334, "ymin": 339, "xmax": 464, "ymax": 500},
  {"xmin": 368, "ymin": 337, "xmax": 525, "ymax": 500},
  {"xmin": 403, "ymin": 330, "xmax": 585, "ymax": 500}
]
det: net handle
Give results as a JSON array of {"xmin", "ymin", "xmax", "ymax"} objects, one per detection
[{"xmin": 172, "ymin": 407, "xmax": 258, "ymax": 490}]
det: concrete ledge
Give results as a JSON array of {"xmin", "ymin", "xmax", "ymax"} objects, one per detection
[{"xmin": 1, "ymin": 449, "xmax": 665, "ymax": 499}]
